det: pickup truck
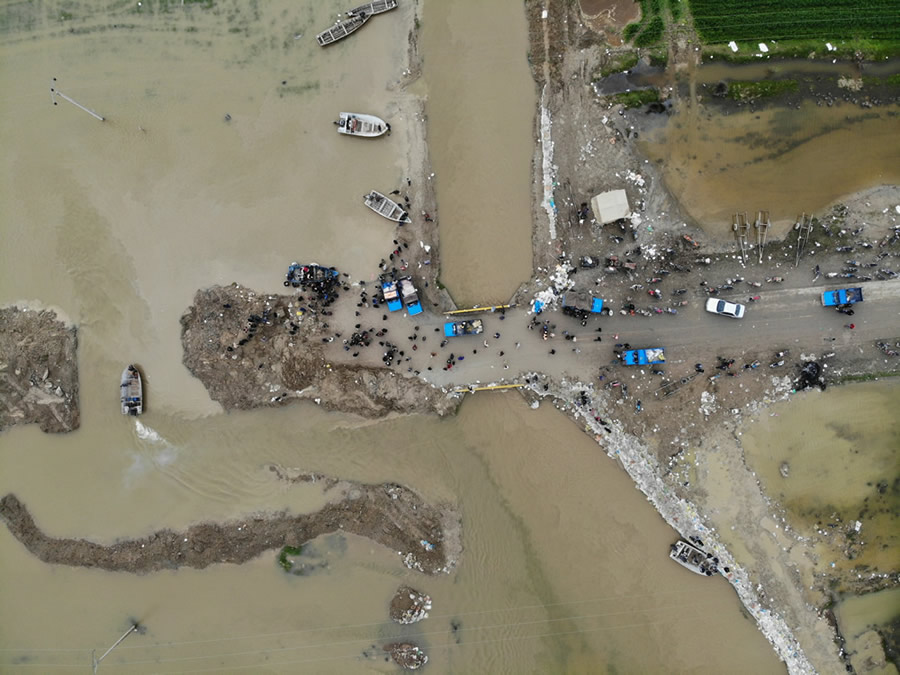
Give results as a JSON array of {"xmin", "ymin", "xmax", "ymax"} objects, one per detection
[
  {"xmin": 399, "ymin": 277, "xmax": 423, "ymax": 316},
  {"xmin": 623, "ymin": 348, "xmax": 665, "ymax": 366},
  {"xmin": 822, "ymin": 287, "xmax": 863, "ymax": 306},
  {"xmin": 382, "ymin": 279, "xmax": 403, "ymax": 312},
  {"xmin": 562, "ymin": 291, "xmax": 605, "ymax": 314},
  {"xmin": 443, "ymin": 319, "xmax": 484, "ymax": 337}
]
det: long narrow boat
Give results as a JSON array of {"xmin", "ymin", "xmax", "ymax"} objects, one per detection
[
  {"xmin": 120, "ymin": 364, "xmax": 143, "ymax": 416},
  {"xmin": 316, "ymin": 13, "xmax": 369, "ymax": 47},
  {"xmin": 348, "ymin": 0, "xmax": 398, "ymax": 17},
  {"xmin": 336, "ymin": 112, "xmax": 389, "ymax": 137},
  {"xmin": 364, "ymin": 190, "xmax": 410, "ymax": 223}
]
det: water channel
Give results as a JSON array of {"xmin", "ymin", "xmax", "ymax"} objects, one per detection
[{"xmin": 0, "ymin": 0, "xmax": 894, "ymax": 672}]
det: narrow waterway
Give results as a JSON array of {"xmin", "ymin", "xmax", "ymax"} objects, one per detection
[{"xmin": 422, "ymin": 0, "xmax": 536, "ymax": 305}]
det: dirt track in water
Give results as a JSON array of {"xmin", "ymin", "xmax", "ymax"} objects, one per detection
[
  {"xmin": 0, "ymin": 475, "xmax": 460, "ymax": 575},
  {"xmin": 180, "ymin": 284, "xmax": 460, "ymax": 419}
]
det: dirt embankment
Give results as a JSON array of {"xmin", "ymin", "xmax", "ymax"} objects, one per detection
[
  {"xmin": 180, "ymin": 284, "xmax": 459, "ymax": 418},
  {"xmin": 0, "ymin": 306, "xmax": 79, "ymax": 434},
  {"xmin": 0, "ymin": 477, "xmax": 461, "ymax": 575}
]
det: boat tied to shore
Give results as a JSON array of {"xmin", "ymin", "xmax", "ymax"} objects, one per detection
[
  {"xmin": 364, "ymin": 190, "xmax": 410, "ymax": 223},
  {"xmin": 348, "ymin": 0, "xmax": 398, "ymax": 18},
  {"xmin": 316, "ymin": 0, "xmax": 397, "ymax": 47},
  {"xmin": 316, "ymin": 14, "xmax": 368, "ymax": 47},
  {"xmin": 335, "ymin": 112, "xmax": 390, "ymax": 137},
  {"xmin": 120, "ymin": 365, "xmax": 143, "ymax": 416},
  {"xmin": 669, "ymin": 539, "xmax": 719, "ymax": 577}
]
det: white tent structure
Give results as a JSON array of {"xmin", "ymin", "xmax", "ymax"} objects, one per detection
[{"xmin": 590, "ymin": 189, "xmax": 631, "ymax": 225}]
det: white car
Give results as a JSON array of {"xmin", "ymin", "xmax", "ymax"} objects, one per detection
[{"xmin": 705, "ymin": 298, "xmax": 745, "ymax": 319}]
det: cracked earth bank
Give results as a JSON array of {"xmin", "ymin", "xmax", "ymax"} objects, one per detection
[
  {"xmin": 0, "ymin": 474, "xmax": 461, "ymax": 576},
  {"xmin": 0, "ymin": 306, "xmax": 79, "ymax": 434}
]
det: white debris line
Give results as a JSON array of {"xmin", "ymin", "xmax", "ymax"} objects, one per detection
[
  {"xmin": 526, "ymin": 379, "xmax": 816, "ymax": 675},
  {"xmin": 530, "ymin": 264, "xmax": 574, "ymax": 313},
  {"xmin": 539, "ymin": 85, "xmax": 558, "ymax": 241}
]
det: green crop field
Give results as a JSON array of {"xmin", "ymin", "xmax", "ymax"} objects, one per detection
[{"xmin": 688, "ymin": 0, "xmax": 900, "ymax": 43}]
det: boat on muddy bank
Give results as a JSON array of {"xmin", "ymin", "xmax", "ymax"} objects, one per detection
[
  {"xmin": 120, "ymin": 365, "xmax": 142, "ymax": 416},
  {"xmin": 364, "ymin": 190, "xmax": 410, "ymax": 223},
  {"xmin": 316, "ymin": 14, "xmax": 369, "ymax": 47},
  {"xmin": 669, "ymin": 539, "xmax": 718, "ymax": 577},
  {"xmin": 316, "ymin": 0, "xmax": 397, "ymax": 47}
]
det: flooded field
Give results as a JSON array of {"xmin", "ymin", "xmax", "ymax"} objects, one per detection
[
  {"xmin": 741, "ymin": 380, "xmax": 900, "ymax": 583},
  {"xmin": 422, "ymin": 0, "xmax": 535, "ymax": 305},
  {"xmin": 640, "ymin": 76, "xmax": 900, "ymax": 236}
]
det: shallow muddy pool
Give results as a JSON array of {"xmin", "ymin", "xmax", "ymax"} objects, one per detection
[
  {"xmin": 640, "ymin": 99, "xmax": 900, "ymax": 237},
  {"xmin": 741, "ymin": 380, "xmax": 900, "ymax": 581},
  {"xmin": 835, "ymin": 587, "xmax": 900, "ymax": 675}
]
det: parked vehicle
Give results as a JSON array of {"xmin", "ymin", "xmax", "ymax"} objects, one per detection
[
  {"xmin": 821, "ymin": 287, "xmax": 863, "ymax": 306},
  {"xmin": 622, "ymin": 348, "xmax": 665, "ymax": 366},
  {"xmin": 443, "ymin": 319, "xmax": 484, "ymax": 338},
  {"xmin": 705, "ymin": 298, "xmax": 745, "ymax": 319},
  {"xmin": 382, "ymin": 279, "xmax": 403, "ymax": 312},
  {"xmin": 398, "ymin": 277, "xmax": 423, "ymax": 316}
]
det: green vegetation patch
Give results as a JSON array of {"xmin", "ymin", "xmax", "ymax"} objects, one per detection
[
  {"xmin": 623, "ymin": 0, "xmax": 667, "ymax": 48},
  {"xmin": 596, "ymin": 52, "xmax": 640, "ymax": 78},
  {"xmin": 726, "ymin": 79, "xmax": 798, "ymax": 101},
  {"xmin": 688, "ymin": 0, "xmax": 900, "ymax": 44},
  {"xmin": 610, "ymin": 88, "xmax": 661, "ymax": 108},
  {"xmin": 278, "ymin": 545, "xmax": 303, "ymax": 572}
]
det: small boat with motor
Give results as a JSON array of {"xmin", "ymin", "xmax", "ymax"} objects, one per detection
[
  {"xmin": 669, "ymin": 539, "xmax": 719, "ymax": 577},
  {"xmin": 120, "ymin": 365, "xmax": 143, "ymax": 416},
  {"xmin": 335, "ymin": 112, "xmax": 390, "ymax": 137}
]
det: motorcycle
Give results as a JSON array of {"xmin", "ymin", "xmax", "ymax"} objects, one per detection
[
  {"xmin": 665, "ymin": 307, "xmax": 678, "ymax": 315},
  {"xmin": 766, "ymin": 277, "xmax": 784, "ymax": 283},
  {"xmin": 748, "ymin": 295, "xmax": 761, "ymax": 302},
  {"xmin": 769, "ymin": 360, "xmax": 785, "ymax": 368}
]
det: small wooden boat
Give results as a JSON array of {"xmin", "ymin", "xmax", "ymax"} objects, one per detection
[
  {"xmin": 364, "ymin": 190, "xmax": 410, "ymax": 223},
  {"xmin": 348, "ymin": 0, "xmax": 398, "ymax": 18},
  {"xmin": 316, "ymin": 13, "xmax": 369, "ymax": 47},
  {"xmin": 669, "ymin": 540, "xmax": 718, "ymax": 577},
  {"xmin": 336, "ymin": 112, "xmax": 390, "ymax": 137},
  {"xmin": 120, "ymin": 365, "xmax": 143, "ymax": 416}
]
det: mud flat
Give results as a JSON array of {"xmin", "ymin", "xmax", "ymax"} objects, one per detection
[
  {"xmin": 0, "ymin": 306, "xmax": 79, "ymax": 433},
  {"xmin": 180, "ymin": 284, "xmax": 459, "ymax": 418},
  {"xmin": 0, "ymin": 477, "xmax": 460, "ymax": 575}
]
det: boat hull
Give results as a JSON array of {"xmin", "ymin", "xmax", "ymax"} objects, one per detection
[
  {"xmin": 336, "ymin": 112, "xmax": 389, "ymax": 138},
  {"xmin": 364, "ymin": 190, "xmax": 410, "ymax": 223},
  {"xmin": 120, "ymin": 365, "xmax": 143, "ymax": 416}
]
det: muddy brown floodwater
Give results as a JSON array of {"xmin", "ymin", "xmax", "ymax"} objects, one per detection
[
  {"xmin": 641, "ymin": 100, "xmax": 900, "ymax": 237},
  {"xmin": 3, "ymin": 0, "xmax": 894, "ymax": 672},
  {"xmin": 422, "ymin": 0, "xmax": 536, "ymax": 306}
]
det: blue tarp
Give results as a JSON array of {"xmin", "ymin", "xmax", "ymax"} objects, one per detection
[{"xmin": 591, "ymin": 297, "xmax": 604, "ymax": 313}]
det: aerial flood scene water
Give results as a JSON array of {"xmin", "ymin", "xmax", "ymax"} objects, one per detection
[{"xmin": 0, "ymin": 0, "xmax": 898, "ymax": 673}]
